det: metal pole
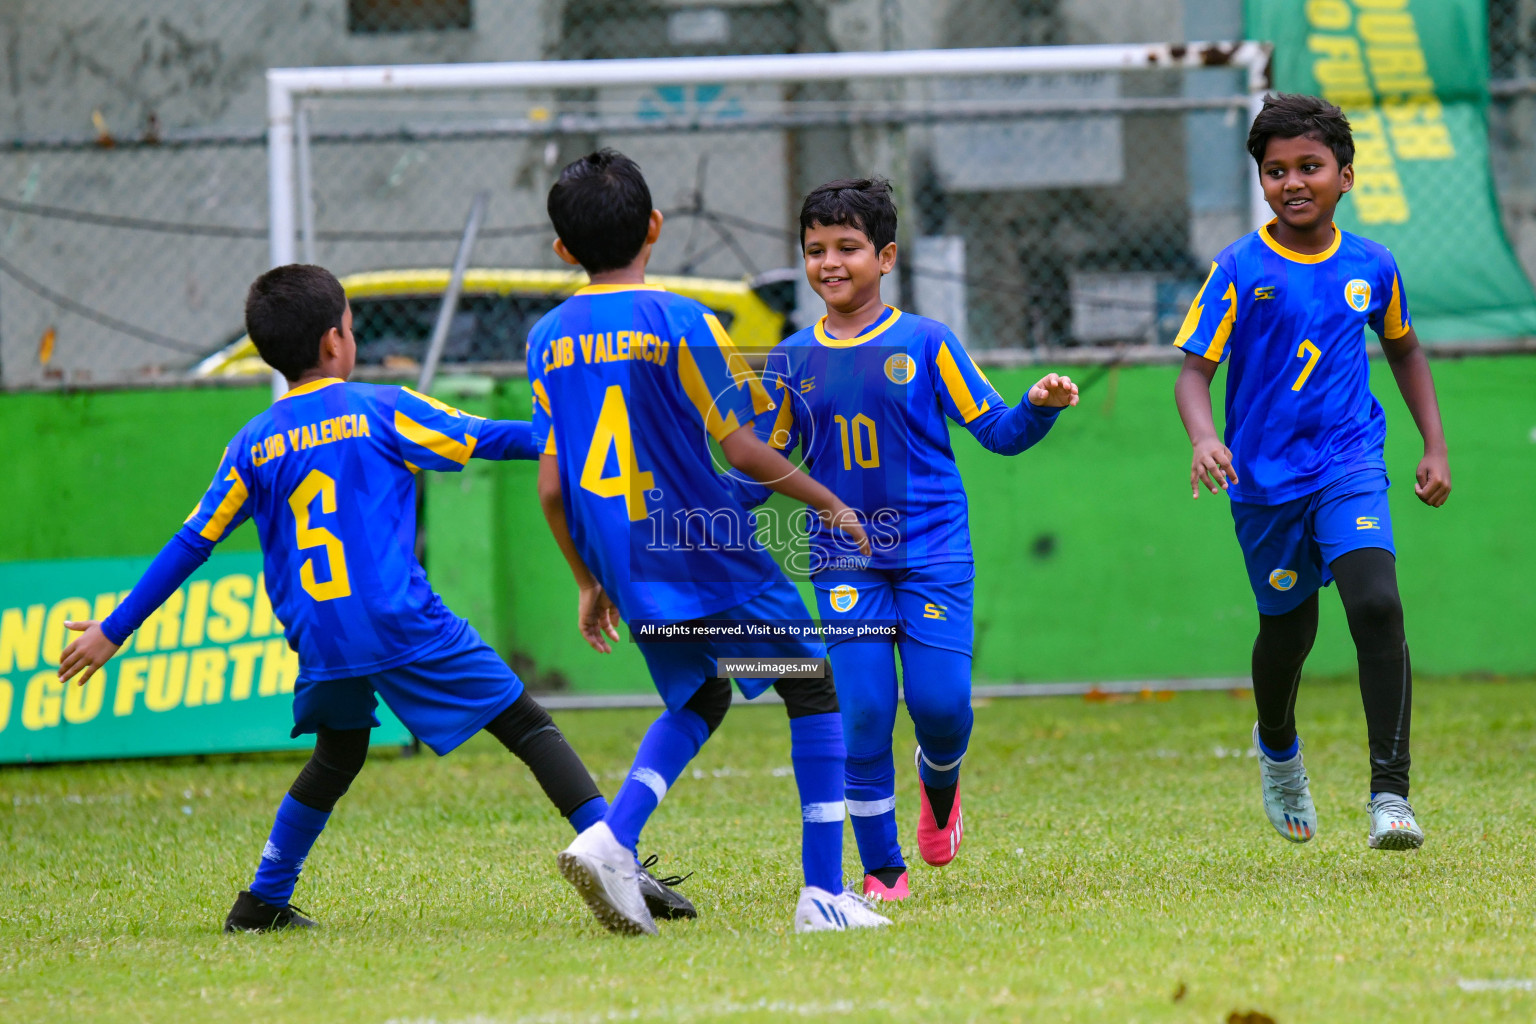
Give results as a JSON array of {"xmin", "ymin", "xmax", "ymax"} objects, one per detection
[
  {"xmin": 296, "ymin": 104, "xmax": 318, "ymax": 266},
  {"xmin": 267, "ymin": 72, "xmax": 297, "ymax": 404},
  {"xmin": 418, "ymin": 190, "xmax": 489, "ymax": 394}
]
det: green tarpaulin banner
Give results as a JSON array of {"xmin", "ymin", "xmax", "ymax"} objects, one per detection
[
  {"xmin": 1246, "ymin": 0, "xmax": 1536, "ymax": 340},
  {"xmin": 0, "ymin": 552, "xmax": 410, "ymax": 763}
]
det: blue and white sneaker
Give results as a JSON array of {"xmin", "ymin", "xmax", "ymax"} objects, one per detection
[
  {"xmin": 1367, "ymin": 793, "xmax": 1424, "ymax": 850},
  {"xmin": 1252, "ymin": 723, "xmax": 1317, "ymax": 843},
  {"xmin": 793, "ymin": 886, "xmax": 892, "ymax": 933}
]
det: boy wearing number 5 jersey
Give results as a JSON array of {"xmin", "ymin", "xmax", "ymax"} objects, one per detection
[
  {"xmin": 55, "ymin": 264, "xmax": 682, "ymax": 933},
  {"xmin": 1173, "ymin": 94, "xmax": 1451, "ymax": 851},
  {"xmin": 734, "ymin": 178, "xmax": 1079, "ymax": 901}
]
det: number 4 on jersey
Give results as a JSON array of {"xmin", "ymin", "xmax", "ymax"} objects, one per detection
[{"xmin": 581, "ymin": 385, "xmax": 655, "ymax": 521}]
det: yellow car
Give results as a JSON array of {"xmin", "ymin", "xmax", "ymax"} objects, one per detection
[{"xmin": 193, "ymin": 267, "xmax": 794, "ymax": 377}]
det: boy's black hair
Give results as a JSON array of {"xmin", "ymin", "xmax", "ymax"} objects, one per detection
[
  {"xmin": 1247, "ymin": 92, "xmax": 1354, "ymax": 169},
  {"xmin": 244, "ymin": 264, "xmax": 348, "ymax": 381},
  {"xmin": 547, "ymin": 149, "xmax": 654, "ymax": 274},
  {"xmin": 799, "ymin": 177, "xmax": 897, "ymax": 251}
]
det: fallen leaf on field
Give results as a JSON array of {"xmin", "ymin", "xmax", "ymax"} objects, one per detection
[
  {"xmin": 1171, "ymin": 981, "xmax": 1186, "ymax": 1002},
  {"xmin": 1226, "ymin": 1011, "xmax": 1277, "ymax": 1024}
]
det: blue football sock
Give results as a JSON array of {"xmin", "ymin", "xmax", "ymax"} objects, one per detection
[
  {"xmin": 790, "ymin": 712, "xmax": 846, "ymax": 894},
  {"xmin": 567, "ymin": 794, "xmax": 608, "ymax": 835},
  {"xmin": 605, "ymin": 708, "xmax": 711, "ymax": 854},
  {"xmin": 249, "ymin": 794, "xmax": 329, "ymax": 906},
  {"xmin": 845, "ymin": 746, "xmax": 904, "ymax": 873},
  {"xmin": 1260, "ymin": 736, "xmax": 1301, "ymax": 761},
  {"xmin": 904, "ymin": 640, "xmax": 974, "ymax": 791}
]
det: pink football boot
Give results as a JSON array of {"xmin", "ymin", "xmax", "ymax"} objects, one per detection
[
  {"xmin": 916, "ymin": 778, "xmax": 964, "ymax": 867},
  {"xmin": 862, "ymin": 870, "xmax": 910, "ymax": 902}
]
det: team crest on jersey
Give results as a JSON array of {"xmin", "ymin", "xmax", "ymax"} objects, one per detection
[
  {"xmin": 1269, "ymin": 569, "xmax": 1298, "ymax": 591},
  {"xmin": 829, "ymin": 584, "xmax": 859, "ymax": 613},
  {"xmin": 884, "ymin": 353, "xmax": 914, "ymax": 385},
  {"xmin": 1344, "ymin": 279, "xmax": 1371, "ymax": 312}
]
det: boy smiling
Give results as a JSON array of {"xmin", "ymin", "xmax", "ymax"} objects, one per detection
[{"xmin": 1173, "ymin": 94, "xmax": 1451, "ymax": 849}]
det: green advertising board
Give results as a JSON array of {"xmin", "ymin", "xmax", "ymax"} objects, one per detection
[
  {"xmin": 0, "ymin": 552, "xmax": 410, "ymax": 763},
  {"xmin": 1246, "ymin": 0, "xmax": 1536, "ymax": 340}
]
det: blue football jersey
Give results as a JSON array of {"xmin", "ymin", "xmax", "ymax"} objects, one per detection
[
  {"xmin": 1174, "ymin": 221, "xmax": 1412, "ymax": 505},
  {"xmin": 181, "ymin": 378, "xmax": 534, "ymax": 680},
  {"xmin": 752, "ymin": 306, "xmax": 1060, "ymax": 572},
  {"xmin": 526, "ymin": 284, "xmax": 783, "ymax": 623}
]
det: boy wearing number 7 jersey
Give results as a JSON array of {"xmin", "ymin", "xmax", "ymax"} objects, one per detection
[
  {"xmin": 56, "ymin": 264, "xmax": 693, "ymax": 932},
  {"xmin": 1173, "ymin": 94, "xmax": 1451, "ymax": 850}
]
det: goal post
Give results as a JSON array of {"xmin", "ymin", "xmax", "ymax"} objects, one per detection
[{"xmin": 264, "ymin": 41, "xmax": 1272, "ymax": 396}]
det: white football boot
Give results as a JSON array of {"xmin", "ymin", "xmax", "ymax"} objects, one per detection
[
  {"xmin": 557, "ymin": 822, "xmax": 657, "ymax": 936},
  {"xmin": 793, "ymin": 886, "xmax": 893, "ymax": 933},
  {"xmin": 1252, "ymin": 723, "xmax": 1318, "ymax": 843},
  {"xmin": 1367, "ymin": 793, "xmax": 1424, "ymax": 850}
]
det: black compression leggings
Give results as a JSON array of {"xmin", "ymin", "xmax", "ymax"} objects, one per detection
[{"xmin": 1251, "ymin": 547, "xmax": 1411, "ymax": 796}]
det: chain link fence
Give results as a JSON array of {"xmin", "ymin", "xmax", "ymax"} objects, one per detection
[{"xmin": 0, "ymin": 1, "xmax": 1532, "ymax": 388}]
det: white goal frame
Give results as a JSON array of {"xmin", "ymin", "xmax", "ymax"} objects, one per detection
[{"xmin": 264, "ymin": 43, "xmax": 1272, "ymax": 395}]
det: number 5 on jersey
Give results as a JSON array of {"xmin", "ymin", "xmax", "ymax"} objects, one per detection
[
  {"xmin": 290, "ymin": 469, "xmax": 353, "ymax": 601},
  {"xmin": 581, "ymin": 385, "xmax": 655, "ymax": 521}
]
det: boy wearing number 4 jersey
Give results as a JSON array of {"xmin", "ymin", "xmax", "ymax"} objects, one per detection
[
  {"xmin": 735, "ymin": 178, "xmax": 1079, "ymax": 901},
  {"xmin": 1174, "ymin": 94, "xmax": 1451, "ymax": 849},
  {"xmin": 57, "ymin": 265, "xmax": 695, "ymax": 931}
]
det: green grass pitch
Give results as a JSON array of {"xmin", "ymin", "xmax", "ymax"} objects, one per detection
[{"xmin": 4, "ymin": 677, "xmax": 1535, "ymax": 1023}]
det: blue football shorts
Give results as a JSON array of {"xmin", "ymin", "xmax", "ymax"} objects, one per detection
[
  {"xmin": 1231, "ymin": 468, "xmax": 1396, "ymax": 616},
  {"xmin": 811, "ymin": 561, "xmax": 976, "ymax": 656},
  {"xmin": 290, "ymin": 621, "xmax": 523, "ymax": 756},
  {"xmin": 635, "ymin": 579, "xmax": 827, "ymax": 711}
]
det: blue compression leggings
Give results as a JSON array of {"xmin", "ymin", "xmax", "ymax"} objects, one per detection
[{"xmin": 832, "ymin": 637, "xmax": 973, "ymax": 873}]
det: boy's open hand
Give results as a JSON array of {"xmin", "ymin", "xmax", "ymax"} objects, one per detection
[
  {"xmin": 577, "ymin": 583, "xmax": 622, "ymax": 654},
  {"xmin": 1415, "ymin": 449, "xmax": 1451, "ymax": 507},
  {"xmin": 822, "ymin": 503, "xmax": 872, "ymax": 556},
  {"xmin": 1190, "ymin": 437, "xmax": 1238, "ymax": 498},
  {"xmin": 1028, "ymin": 373, "xmax": 1080, "ymax": 408},
  {"xmin": 58, "ymin": 620, "xmax": 121, "ymax": 686}
]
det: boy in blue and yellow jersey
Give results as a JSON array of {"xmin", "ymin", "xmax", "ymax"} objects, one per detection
[
  {"xmin": 531, "ymin": 150, "xmax": 891, "ymax": 936},
  {"xmin": 737, "ymin": 179, "xmax": 1078, "ymax": 901},
  {"xmin": 55, "ymin": 264, "xmax": 686, "ymax": 932},
  {"xmin": 1174, "ymin": 94, "xmax": 1451, "ymax": 850}
]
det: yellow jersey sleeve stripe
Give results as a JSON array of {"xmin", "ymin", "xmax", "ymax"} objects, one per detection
[
  {"xmin": 1204, "ymin": 282, "xmax": 1238, "ymax": 362},
  {"xmin": 1383, "ymin": 274, "xmax": 1409, "ymax": 339},
  {"xmin": 531, "ymin": 378, "xmax": 552, "ymax": 417},
  {"xmin": 543, "ymin": 432, "xmax": 557, "ymax": 456},
  {"xmin": 395, "ymin": 410, "xmax": 478, "ymax": 465},
  {"xmin": 705, "ymin": 313, "xmax": 775, "ymax": 416},
  {"xmin": 401, "ymin": 386, "xmax": 464, "ymax": 417},
  {"xmin": 934, "ymin": 342, "xmax": 991, "ymax": 424},
  {"xmin": 1172, "ymin": 263, "xmax": 1218, "ymax": 350},
  {"xmin": 768, "ymin": 384, "xmax": 796, "ymax": 450},
  {"xmin": 198, "ymin": 466, "xmax": 249, "ymax": 542},
  {"xmin": 677, "ymin": 338, "xmax": 744, "ymax": 442}
]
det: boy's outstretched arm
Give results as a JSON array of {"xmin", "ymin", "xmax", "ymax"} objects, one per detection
[
  {"xmin": 59, "ymin": 528, "xmax": 216, "ymax": 685},
  {"xmin": 537, "ymin": 454, "xmax": 622, "ymax": 654},
  {"xmin": 1174, "ymin": 352, "xmax": 1239, "ymax": 499},
  {"xmin": 719, "ymin": 426, "xmax": 870, "ymax": 555},
  {"xmin": 471, "ymin": 419, "xmax": 537, "ymax": 461},
  {"xmin": 966, "ymin": 373, "xmax": 1080, "ymax": 455},
  {"xmin": 1379, "ymin": 326, "xmax": 1450, "ymax": 507}
]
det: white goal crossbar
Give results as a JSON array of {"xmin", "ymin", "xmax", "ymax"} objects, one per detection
[{"xmin": 266, "ymin": 42, "xmax": 1272, "ymax": 268}]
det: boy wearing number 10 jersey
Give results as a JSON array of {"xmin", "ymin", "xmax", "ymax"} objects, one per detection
[{"xmin": 735, "ymin": 178, "xmax": 1079, "ymax": 900}]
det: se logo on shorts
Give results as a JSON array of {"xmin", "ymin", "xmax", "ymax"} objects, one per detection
[
  {"xmin": 1356, "ymin": 516, "xmax": 1381, "ymax": 530},
  {"xmin": 922, "ymin": 602, "xmax": 947, "ymax": 621},
  {"xmin": 1345, "ymin": 279, "xmax": 1371, "ymax": 312},
  {"xmin": 1269, "ymin": 569, "xmax": 1298, "ymax": 591},
  {"xmin": 829, "ymin": 584, "xmax": 859, "ymax": 612}
]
